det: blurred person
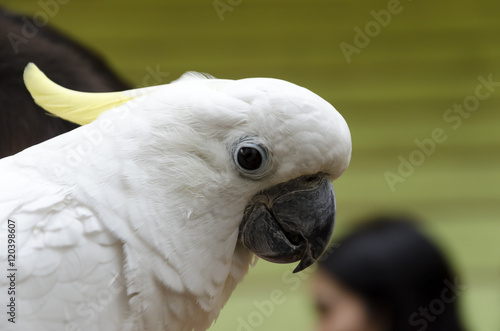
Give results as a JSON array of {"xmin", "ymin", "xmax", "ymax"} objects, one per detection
[
  {"xmin": 311, "ymin": 216, "xmax": 466, "ymax": 331},
  {"xmin": 0, "ymin": 7, "xmax": 130, "ymax": 158}
]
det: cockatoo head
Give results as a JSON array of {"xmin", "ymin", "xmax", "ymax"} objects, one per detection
[{"xmin": 24, "ymin": 63, "xmax": 351, "ymax": 274}]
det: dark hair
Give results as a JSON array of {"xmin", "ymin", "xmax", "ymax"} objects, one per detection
[
  {"xmin": 0, "ymin": 7, "xmax": 130, "ymax": 158},
  {"xmin": 319, "ymin": 216, "xmax": 466, "ymax": 331}
]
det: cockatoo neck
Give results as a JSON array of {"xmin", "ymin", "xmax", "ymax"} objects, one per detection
[{"xmin": 28, "ymin": 115, "xmax": 255, "ymax": 330}]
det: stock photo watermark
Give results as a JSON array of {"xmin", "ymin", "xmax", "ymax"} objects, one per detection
[
  {"xmin": 408, "ymin": 277, "xmax": 467, "ymax": 330},
  {"xmin": 142, "ymin": 64, "xmax": 170, "ymax": 87},
  {"xmin": 65, "ymin": 273, "xmax": 126, "ymax": 331},
  {"xmin": 340, "ymin": 0, "xmax": 410, "ymax": 63},
  {"xmin": 3, "ymin": 217, "xmax": 124, "ymax": 330},
  {"xmin": 384, "ymin": 74, "xmax": 499, "ymax": 192},
  {"xmin": 236, "ymin": 243, "xmax": 341, "ymax": 330},
  {"xmin": 45, "ymin": 64, "xmax": 170, "ymax": 178},
  {"xmin": 5, "ymin": 220, "xmax": 17, "ymax": 324},
  {"xmin": 213, "ymin": 0, "xmax": 243, "ymax": 21},
  {"xmin": 7, "ymin": 0, "xmax": 71, "ymax": 53}
]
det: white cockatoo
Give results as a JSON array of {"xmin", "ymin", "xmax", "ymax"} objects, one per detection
[{"xmin": 0, "ymin": 64, "xmax": 351, "ymax": 331}]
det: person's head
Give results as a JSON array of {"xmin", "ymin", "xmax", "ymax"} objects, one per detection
[{"xmin": 311, "ymin": 216, "xmax": 466, "ymax": 331}]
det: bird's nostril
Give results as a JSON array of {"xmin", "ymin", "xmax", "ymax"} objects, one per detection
[{"xmin": 287, "ymin": 233, "xmax": 302, "ymax": 246}]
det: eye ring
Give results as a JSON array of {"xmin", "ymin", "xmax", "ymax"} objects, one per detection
[{"xmin": 233, "ymin": 141, "xmax": 271, "ymax": 178}]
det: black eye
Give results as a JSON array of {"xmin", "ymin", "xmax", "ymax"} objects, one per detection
[
  {"xmin": 232, "ymin": 141, "xmax": 270, "ymax": 178},
  {"xmin": 237, "ymin": 147, "xmax": 263, "ymax": 171}
]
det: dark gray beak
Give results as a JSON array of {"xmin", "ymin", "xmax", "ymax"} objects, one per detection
[{"xmin": 238, "ymin": 173, "xmax": 336, "ymax": 273}]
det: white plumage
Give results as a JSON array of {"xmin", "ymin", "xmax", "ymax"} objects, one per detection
[{"xmin": 0, "ymin": 64, "xmax": 351, "ymax": 331}]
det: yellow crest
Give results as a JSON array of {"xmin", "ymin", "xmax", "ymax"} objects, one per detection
[{"xmin": 23, "ymin": 63, "xmax": 133, "ymax": 125}]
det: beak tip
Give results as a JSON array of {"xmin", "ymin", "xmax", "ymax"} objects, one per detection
[{"xmin": 292, "ymin": 254, "xmax": 315, "ymax": 273}]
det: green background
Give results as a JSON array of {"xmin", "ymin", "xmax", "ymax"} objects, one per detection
[{"xmin": 1, "ymin": 0, "xmax": 499, "ymax": 330}]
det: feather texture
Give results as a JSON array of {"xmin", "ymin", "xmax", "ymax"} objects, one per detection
[{"xmin": 0, "ymin": 69, "xmax": 351, "ymax": 330}]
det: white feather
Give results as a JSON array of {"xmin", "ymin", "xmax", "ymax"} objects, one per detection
[{"xmin": 0, "ymin": 72, "xmax": 351, "ymax": 331}]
